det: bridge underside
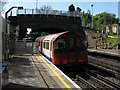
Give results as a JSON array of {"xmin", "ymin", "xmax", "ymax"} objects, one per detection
[{"xmin": 8, "ymin": 14, "xmax": 83, "ymax": 40}]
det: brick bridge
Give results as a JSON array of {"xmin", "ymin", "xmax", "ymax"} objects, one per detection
[{"xmin": 8, "ymin": 9, "xmax": 83, "ymax": 40}]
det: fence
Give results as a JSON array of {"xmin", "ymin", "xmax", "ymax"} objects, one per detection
[
  {"xmin": 8, "ymin": 9, "xmax": 82, "ymax": 20},
  {"xmin": 9, "ymin": 40, "xmax": 33, "ymax": 55}
]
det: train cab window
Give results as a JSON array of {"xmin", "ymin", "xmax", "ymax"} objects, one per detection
[
  {"xmin": 76, "ymin": 37, "xmax": 82, "ymax": 48},
  {"xmin": 76, "ymin": 37, "xmax": 87, "ymax": 49},
  {"xmin": 53, "ymin": 38, "xmax": 66, "ymax": 52},
  {"xmin": 68, "ymin": 37, "xmax": 74, "ymax": 49}
]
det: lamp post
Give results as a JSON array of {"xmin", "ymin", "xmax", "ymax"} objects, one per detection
[
  {"xmin": 36, "ymin": 0, "xmax": 38, "ymax": 10},
  {"xmin": 91, "ymin": 4, "xmax": 93, "ymax": 29}
]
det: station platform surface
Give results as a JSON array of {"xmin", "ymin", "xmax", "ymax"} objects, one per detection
[
  {"xmin": 88, "ymin": 49, "xmax": 120, "ymax": 57},
  {"xmin": 3, "ymin": 54, "xmax": 81, "ymax": 90}
]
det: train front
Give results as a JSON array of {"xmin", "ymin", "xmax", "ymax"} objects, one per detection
[{"xmin": 52, "ymin": 31, "xmax": 88, "ymax": 67}]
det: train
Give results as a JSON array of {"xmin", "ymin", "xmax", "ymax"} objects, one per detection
[{"xmin": 35, "ymin": 31, "xmax": 88, "ymax": 69}]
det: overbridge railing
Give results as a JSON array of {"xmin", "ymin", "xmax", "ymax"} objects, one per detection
[{"xmin": 17, "ymin": 9, "xmax": 81, "ymax": 19}]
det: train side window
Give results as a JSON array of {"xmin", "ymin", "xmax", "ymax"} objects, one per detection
[
  {"xmin": 46, "ymin": 42, "xmax": 49, "ymax": 50},
  {"xmin": 44, "ymin": 42, "xmax": 45, "ymax": 48}
]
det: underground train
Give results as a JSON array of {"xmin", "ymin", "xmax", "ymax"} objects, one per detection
[{"xmin": 35, "ymin": 31, "xmax": 88, "ymax": 67}]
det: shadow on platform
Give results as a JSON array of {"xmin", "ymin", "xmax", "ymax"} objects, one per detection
[{"xmin": 3, "ymin": 83, "xmax": 48, "ymax": 90}]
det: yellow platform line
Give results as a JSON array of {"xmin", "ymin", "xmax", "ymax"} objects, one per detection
[{"xmin": 39, "ymin": 55, "xmax": 72, "ymax": 90}]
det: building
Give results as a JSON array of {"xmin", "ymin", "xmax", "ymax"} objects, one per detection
[
  {"xmin": 105, "ymin": 24, "xmax": 120, "ymax": 35},
  {"xmin": 112, "ymin": 24, "xmax": 118, "ymax": 34}
]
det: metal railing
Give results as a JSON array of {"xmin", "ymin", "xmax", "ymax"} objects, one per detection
[{"xmin": 17, "ymin": 9, "xmax": 81, "ymax": 19}]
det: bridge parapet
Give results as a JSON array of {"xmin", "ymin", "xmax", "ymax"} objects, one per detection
[
  {"xmin": 8, "ymin": 9, "xmax": 82, "ymax": 40},
  {"xmin": 17, "ymin": 9, "xmax": 81, "ymax": 19}
]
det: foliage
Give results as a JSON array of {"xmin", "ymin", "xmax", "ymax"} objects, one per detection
[
  {"xmin": 51, "ymin": 10, "xmax": 60, "ymax": 15},
  {"xmin": 77, "ymin": 7, "xmax": 82, "ymax": 12},
  {"xmin": 40, "ymin": 5, "xmax": 52, "ymax": 11},
  {"xmin": 68, "ymin": 4, "xmax": 75, "ymax": 11},
  {"xmin": 0, "ymin": 0, "xmax": 7, "ymax": 14},
  {"xmin": 10, "ymin": 25, "xmax": 15, "ymax": 40},
  {"xmin": 105, "ymin": 37, "xmax": 118, "ymax": 45},
  {"xmin": 81, "ymin": 11, "xmax": 118, "ymax": 32},
  {"xmin": 36, "ymin": 5, "xmax": 52, "ymax": 14},
  {"xmin": 81, "ymin": 10, "xmax": 92, "ymax": 28},
  {"xmin": 41, "ymin": 32, "xmax": 49, "ymax": 36}
]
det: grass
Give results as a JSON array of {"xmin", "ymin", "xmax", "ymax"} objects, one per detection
[{"xmin": 105, "ymin": 37, "xmax": 118, "ymax": 44}]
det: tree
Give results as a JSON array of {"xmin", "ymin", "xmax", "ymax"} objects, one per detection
[
  {"xmin": 77, "ymin": 7, "xmax": 81, "ymax": 12},
  {"xmin": 40, "ymin": 5, "xmax": 52, "ymax": 13},
  {"xmin": 81, "ymin": 10, "xmax": 92, "ymax": 28},
  {"xmin": 68, "ymin": 4, "xmax": 75, "ymax": 11},
  {"xmin": 0, "ymin": 0, "xmax": 7, "ymax": 14},
  {"xmin": 36, "ymin": 5, "xmax": 52, "ymax": 14},
  {"xmin": 93, "ymin": 12, "xmax": 118, "ymax": 32},
  {"xmin": 51, "ymin": 10, "xmax": 60, "ymax": 15},
  {"xmin": 81, "ymin": 10, "xmax": 118, "ymax": 32}
]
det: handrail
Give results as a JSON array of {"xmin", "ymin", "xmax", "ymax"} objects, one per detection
[{"xmin": 17, "ymin": 9, "xmax": 81, "ymax": 19}]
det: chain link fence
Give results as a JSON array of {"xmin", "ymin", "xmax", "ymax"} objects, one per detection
[{"xmin": 9, "ymin": 40, "xmax": 33, "ymax": 55}]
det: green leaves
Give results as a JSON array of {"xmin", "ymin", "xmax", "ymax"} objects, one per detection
[{"xmin": 81, "ymin": 11, "xmax": 118, "ymax": 32}]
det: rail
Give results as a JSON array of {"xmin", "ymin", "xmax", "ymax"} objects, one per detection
[
  {"xmin": 75, "ymin": 75, "xmax": 97, "ymax": 89},
  {"xmin": 87, "ymin": 63, "xmax": 120, "ymax": 80},
  {"xmin": 88, "ymin": 59, "xmax": 120, "ymax": 73},
  {"xmin": 96, "ymin": 73, "xmax": 120, "ymax": 89},
  {"xmin": 16, "ymin": 9, "xmax": 81, "ymax": 19},
  {"xmin": 86, "ymin": 73, "xmax": 116, "ymax": 89}
]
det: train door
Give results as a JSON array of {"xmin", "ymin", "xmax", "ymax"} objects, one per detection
[
  {"xmin": 50, "ymin": 40, "xmax": 52, "ymax": 62},
  {"xmin": 40, "ymin": 37, "xmax": 45, "ymax": 54},
  {"xmin": 40, "ymin": 40, "xmax": 43, "ymax": 54}
]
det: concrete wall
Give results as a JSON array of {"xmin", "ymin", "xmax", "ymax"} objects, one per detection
[
  {"xmin": 0, "ymin": 15, "xmax": 8, "ymax": 61},
  {"xmin": 0, "ymin": 15, "xmax": 2, "ymax": 90},
  {"xmin": 0, "ymin": 15, "xmax": 8, "ymax": 89},
  {"xmin": 0, "ymin": 15, "xmax": 2, "ymax": 62}
]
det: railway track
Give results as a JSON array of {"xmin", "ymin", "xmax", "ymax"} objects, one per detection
[
  {"xmin": 73, "ymin": 73, "xmax": 118, "ymax": 89},
  {"xmin": 87, "ymin": 62, "xmax": 120, "ymax": 82},
  {"xmin": 86, "ymin": 73, "xmax": 116, "ymax": 89},
  {"xmin": 72, "ymin": 71, "xmax": 120, "ymax": 89},
  {"xmin": 88, "ymin": 55, "xmax": 120, "ymax": 74},
  {"xmin": 73, "ymin": 75, "xmax": 97, "ymax": 89},
  {"xmin": 88, "ymin": 71, "xmax": 120, "ymax": 89}
]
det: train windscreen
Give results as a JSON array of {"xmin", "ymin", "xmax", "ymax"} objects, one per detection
[{"xmin": 53, "ymin": 37, "xmax": 87, "ymax": 53}]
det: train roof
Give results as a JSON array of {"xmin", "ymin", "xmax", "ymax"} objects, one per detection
[
  {"xmin": 35, "ymin": 31, "xmax": 86, "ymax": 42},
  {"xmin": 43, "ymin": 31, "xmax": 68, "ymax": 41},
  {"xmin": 36, "ymin": 31, "xmax": 68, "ymax": 41}
]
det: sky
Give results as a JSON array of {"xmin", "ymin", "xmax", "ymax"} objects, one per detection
[{"xmin": 2, "ymin": 0, "xmax": 119, "ymax": 18}]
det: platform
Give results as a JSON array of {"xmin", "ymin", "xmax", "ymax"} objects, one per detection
[
  {"xmin": 3, "ymin": 54, "xmax": 81, "ymax": 90},
  {"xmin": 88, "ymin": 49, "xmax": 120, "ymax": 58}
]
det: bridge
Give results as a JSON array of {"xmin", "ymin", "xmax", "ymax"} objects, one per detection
[{"xmin": 8, "ymin": 9, "xmax": 83, "ymax": 40}]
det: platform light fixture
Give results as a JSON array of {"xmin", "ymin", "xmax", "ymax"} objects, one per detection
[{"xmin": 91, "ymin": 4, "xmax": 93, "ymax": 29}]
